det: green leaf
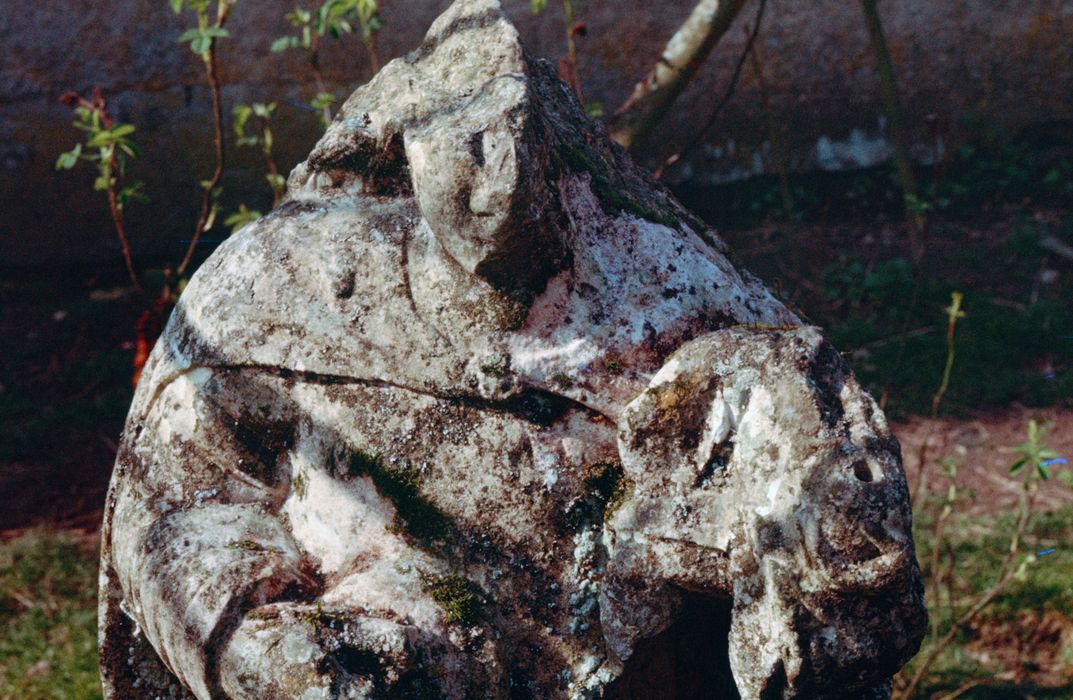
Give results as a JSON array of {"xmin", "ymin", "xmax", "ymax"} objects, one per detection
[
  {"xmin": 203, "ymin": 27, "xmax": 230, "ymax": 38},
  {"xmin": 232, "ymin": 103, "xmax": 252, "ymax": 137},
  {"xmin": 117, "ymin": 181, "xmax": 148, "ymax": 209},
  {"xmin": 266, "ymin": 173, "xmax": 286, "ymax": 192},
  {"xmin": 311, "ymin": 92, "xmax": 335, "ymax": 111},
  {"xmin": 55, "ymin": 144, "xmax": 82, "ymax": 170},
  {"xmin": 271, "ymin": 36, "xmax": 297, "ymax": 52},
  {"xmin": 178, "ymin": 27, "xmax": 201, "ymax": 42},
  {"xmin": 190, "ymin": 35, "xmax": 211, "ymax": 54},
  {"xmin": 224, "ymin": 204, "xmax": 262, "ymax": 233},
  {"xmin": 531, "ymin": 0, "xmax": 547, "ymax": 13},
  {"xmin": 111, "ymin": 124, "xmax": 136, "ymax": 137},
  {"xmin": 1009, "ymin": 458, "xmax": 1026, "ymax": 475},
  {"xmin": 118, "ymin": 141, "xmax": 139, "ymax": 159},
  {"xmin": 93, "ymin": 174, "xmax": 113, "ymax": 192},
  {"xmin": 170, "ymin": 0, "xmax": 184, "ymax": 13}
]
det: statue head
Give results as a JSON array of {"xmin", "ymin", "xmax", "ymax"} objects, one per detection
[{"xmin": 604, "ymin": 326, "xmax": 927, "ymax": 697}]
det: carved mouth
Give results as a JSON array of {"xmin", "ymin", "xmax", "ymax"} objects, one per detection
[{"xmin": 604, "ymin": 594, "xmax": 739, "ymax": 699}]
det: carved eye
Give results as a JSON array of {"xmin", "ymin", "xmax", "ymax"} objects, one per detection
[
  {"xmin": 468, "ymin": 130, "xmax": 485, "ymax": 167},
  {"xmin": 852, "ymin": 459, "xmax": 876, "ymax": 483}
]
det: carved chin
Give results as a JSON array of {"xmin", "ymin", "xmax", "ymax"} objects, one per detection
[{"xmin": 727, "ymin": 564, "xmax": 926, "ymax": 699}]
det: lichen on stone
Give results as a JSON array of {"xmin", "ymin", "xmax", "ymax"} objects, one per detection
[{"xmin": 97, "ymin": 1, "xmax": 925, "ymax": 697}]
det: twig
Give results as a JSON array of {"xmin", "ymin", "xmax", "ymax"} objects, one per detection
[
  {"xmin": 935, "ymin": 679, "xmax": 985, "ymax": 700},
  {"xmin": 176, "ymin": 2, "xmax": 232, "ymax": 278},
  {"xmin": 308, "ymin": 34, "xmax": 333, "ymax": 125},
  {"xmin": 60, "ymin": 90, "xmax": 142, "ymax": 292},
  {"xmin": 929, "ymin": 486, "xmax": 952, "ymax": 637},
  {"xmin": 898, "ymin": 455, "xmax": 1040, "ymax": 700},
  {"xmin": 931, "ymin": 292, "xmax": 964, "ymax": 417},
  {"xmin": 654, "ymin": 0, "xmax": 767, "ymax": 180},
  {"xmin": 746, "ymin": 30, "xmax": 793, "ymax": 218},
  {"xmin": 611, "ymin": 0, "xmax": 750, "ymax": 151},
  {"xmin": 560, "ymin": 0, "xmax": 584, "ymax": 103},
  {"xmin": 106, "ymin": 189, "xmax": 142, "ymax": 293}
]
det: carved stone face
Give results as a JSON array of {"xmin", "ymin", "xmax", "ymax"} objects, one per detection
[{"xmin": 606, "ymin": 327, "xmax": 927, "ymax": 697}]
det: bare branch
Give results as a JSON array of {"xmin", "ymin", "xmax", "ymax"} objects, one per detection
[{"xmin": 610, "ymin": 0, "xmax": 750, "ymax": 151}]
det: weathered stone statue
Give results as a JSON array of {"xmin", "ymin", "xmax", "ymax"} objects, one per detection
[{"xmin": 98, "ymin": 1, "xmax": 927, "ymax": 697}]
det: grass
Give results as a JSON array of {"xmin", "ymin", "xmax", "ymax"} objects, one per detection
[
  {"xmin": 0, "ymin": 531, "xmax": 101, "ymax": 700},
  {"xmin": 899, "ymin": 501, "xmax": 1073, "ymax": 696}
]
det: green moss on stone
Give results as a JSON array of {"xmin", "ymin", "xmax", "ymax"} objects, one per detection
[
  {"xmin": 419, "ymin": 572, "xmax": 483, "ymax": 627},
  {"xmin": 348, "ymin": 452, "xmax": 450, "ymax": 547},
  {"xmin": 553, "ymin": 145, "xmax": 680, "ymax": 228},
  {"xmin": 564, "ymin": 460, "xmax": 632, "ymax": 529}
]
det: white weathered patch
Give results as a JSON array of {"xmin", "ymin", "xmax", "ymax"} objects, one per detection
[
  {"xmin": 650, "ymin": 356, "xmax": 681, "ymax": 386},
  {"xmin": 157, "ymin": 367, "xmax": 210, "ymax": 444},
  {"xmin": 509, "ymin": 336, "xmax": 600, "ymax": 380},
  {"xmin": 754, "ymin": 477, "xmax": 782, "ymax": 517}
]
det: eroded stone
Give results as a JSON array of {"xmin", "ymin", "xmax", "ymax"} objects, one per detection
[{"xmin": 99, "ymin": 1, "xmax": 925, "ymax": 697}]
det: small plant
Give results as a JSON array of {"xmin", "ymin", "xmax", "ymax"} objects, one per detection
[
  {"xmin": 55, "ymin": 90, "xmax": 146, "ymax": 292},
  {"xmin": 894, "ymin": 418, "xmax": 1067, "ymax": 698},
  {"xmin": 531, "ymin": 0, "xmax": 593, "ymax": 110},
  {"xmin": 272, "ymin": 0, "xmax": 383, "ymax": 125},
  {"xmin": 930, "ymin": 291, "xmax": 965, "ymax": 417},
  {"xmin": 55, "ymin": 0, "xmax": 267, "ymax": 385},
  {"xmin": 170, "ymin": 0, "xmax": 238, "ymax": 278},
  {"xmin": 233, "ymin": 101, "xmax": 286, "ymax": 206}
]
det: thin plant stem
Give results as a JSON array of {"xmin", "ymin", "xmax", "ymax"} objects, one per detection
[
  {"xmin": 929, "ymin": 495, "xmax": 951, "ymax": 637},
  {"xmin": 897, "ymin": 453, "xmax": 1040, "ymax": 700},
  {"xmin": 935, "ymin": 679, "xmax": 985, "ymax": 700},
  {"xmin": 932, "ymin": 292, "xmax": 964, "ymax": 418},
  {"xmin": 365, "ymin": 30, "xmax": 380, "ymax": 74},
  {"xmin": 746, "ymin": 35, "xmax": 793, "ymax": 218},
  {"xmin": 654, "ymin": 0, "xmax": 766, "ymax": 180},
  {"xmin": 107, "ymin": 188, "xmax": 142, "ymax": 293},
  {"xmin": 559, "ymin": 0, "xmax": 584, "ymax": 102},
  {"xmin": 64, "ymin": 91, "xmax": 143, "ymax": 292},
  {"xmin": 309, "ymin": 34, "xmax": 333, "ymax": 125},
  {"xmin": 259, "ymin": 117, "xmax": 283, "ymax": 206},
  {"xmin": 176, "ymin": 4, "xmax": 231, "ymax": 278}
]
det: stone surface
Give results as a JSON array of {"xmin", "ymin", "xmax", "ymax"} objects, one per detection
[
  {"xmin": 4, "ymin": 0, "xmax": 1072, "ymax": 267},
  {"xmin": 98, "ymin": 1, "xmax": 926, "ymax": 697}
]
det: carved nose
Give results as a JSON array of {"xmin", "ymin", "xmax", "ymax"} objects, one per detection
[{"xmin": 802, "ymin": 458, "xmax": 915, "ymax": 587}]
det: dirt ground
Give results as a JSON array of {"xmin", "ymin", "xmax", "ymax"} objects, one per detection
[{"xmin": 898, "ymin": 406, "xmax": 1073, "ymax": 517}]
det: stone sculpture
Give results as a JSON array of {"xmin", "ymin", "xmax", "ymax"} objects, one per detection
[{"xmin": 98, "ymin": 1, "xmax": 927, "ymax": 697}]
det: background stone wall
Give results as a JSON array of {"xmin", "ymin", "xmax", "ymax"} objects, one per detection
[{"xmin": 2, "ymin": 0, "xmax": 1071, "ymax": 267}]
